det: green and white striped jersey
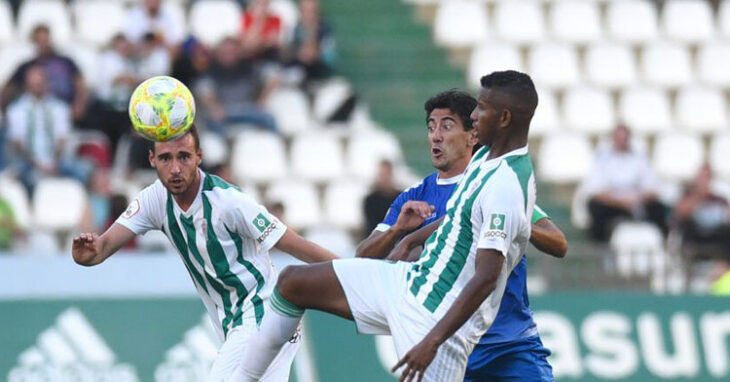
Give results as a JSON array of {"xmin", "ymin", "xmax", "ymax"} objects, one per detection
[
  {"xmin": 116, "ymin": 170, "xmax": 286, "ymax": 340},
  {"xmin": 407, "ymin": 145, "xmax": 535, "ymax": 342}
]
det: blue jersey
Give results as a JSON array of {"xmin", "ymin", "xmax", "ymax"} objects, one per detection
[{"xmin": 377, "ymin": 171, "xmax": 540, "ymax": 345}]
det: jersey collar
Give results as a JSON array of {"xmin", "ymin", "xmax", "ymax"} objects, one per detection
[{"xmin": 436, "ymin": 173, "xmax": 463, "ymax": 185}]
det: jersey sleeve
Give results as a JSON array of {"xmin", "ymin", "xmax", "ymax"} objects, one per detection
[
  {"xmin": 376, "ymin": 188, "xmax": 412, "ymax": 232},
  {"xmin": 531, "ymin": 204, "xmax": 549, "ymax": 224},
  {"xmin": 476, "ymin": 181, "xmax": 527, "ymax": 257},
  {"xmin": 229, "ymin": 190, "xmax": 287, "ymax": 252},
  {"xmin": 115, "ymin": 183, "xmax": 164, "ymax": 235}
]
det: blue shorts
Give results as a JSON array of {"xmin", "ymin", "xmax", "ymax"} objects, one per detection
[{"xmin": 464, "ymin": 335, "xmax": 554, "ymax": 382}]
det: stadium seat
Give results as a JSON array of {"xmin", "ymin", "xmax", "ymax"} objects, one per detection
[
  {"xmin": 537, "ymin": 134, "xmax": 593, "ymax": 184},
  {"xmin": 23, "ymin": 231, "xmax": 60, "ymax": 254},
  {"xmin": 584, "ymin": 43, "xmax": 637, "ymax": 89},
  {"xmin": 290, "ymin": 132, "xmax": 345, "ymax": 182},
  {"xmin": 189, "ymin": 0, "xmax": 242, "ymax": 47},
  {"xmin": 312, "ymin": 78, "xmax": 353, "ymax": 124},
  {"xmin": 32, "ymin": 178, "xmax": 87, "ymax": 232},
  {"xmin": 73, "ymin": 0, "xmax": 125, "ymax": 48},
  {"xmin": 662, "ymin": 0, "xmax": 715, "ymax": 44},
  {"xmin": 137, "ymin": 230, "xmax": 175, "ymax": 253},
  {"xmin": 606, "ymin": 0, "xmax": 659, "ymax": 44},
  {"xmin": 697, "ymin": 42, "xmax": 730, "ymax": 87},
  {"xmin": 199, "ymin": 132, "xmax": 228, "ymax": 168},
  {"xmin": 0, "ymin": 0, "xmax": 14, "ymax": 44},
  {"xmin": 347, "ymin": 130, "xmax": 404, "ymax": 181},
  {"xmin": 0, "ymin": 43, "xmax": 35, "ymax": 89},
  {"xmin": 675, "ymin": 87, "xmax": 728, "ymax": 134},
  {"xmin": 0, "ymin": 175, "xmax": 31, "ymax": 230},
  {"xmin": 466, "ymin": 42, "xmax": 523, "ymax": 89},
  {"xmin": 163, "ymin": 0, "xmax": 189, "ymax": 40},
  {"xmin": 610, "ymin": 221, "xmax": 666, "ymax": 278},
  {"xmin": 323, "ymin": 179, "xmax": 369, "ymax": 230},
  {"xmin": 304, "ymin": 226, "xmax": 355, "ymax": 258},
  {"xmin": 652, "ymin": 133, "xmax": 705, "ymax": 182},
  {"xmin": 549, "ymin": 1, "xmax": 602, "ymax": 45},
  {"xmin": 433, "ymin": 1, "xmax": 488, "ymax": 48},
  {"xmin": 230, "ymin": 130, "xmax": 287, "ymax": 184},
  {"xmin": 264, "ymin": 87, "xmax": 312, "ymax": 136},
  {"xmin": 493, "ymin": 2, "xmax": 544, "ymax": 45},
  {"xmin": 640, "ymin": 43, "xmax": 693, "ymax": 88},
  {"xmin": 527, "ymin": 43, "xmax": 580, "ymax": 89},
  {"xmin": 563, "ymin": 87, "xmax": 615, "ymax": 135},
  {"xmin": 270, "ymin": 0, "xmax": 299, "ymax": 44},
  {"xmin": 530, "ymin": 88, "xmax": 561, "ymax": 137},
  {"xmin": 17, "ymin": 0, "xmax": 73, "ymax": 45},
  {"xmin": 719, "ymin": 0, "xmax": 730, "ymax": 38},
  {"xmin": 266, "ymin": 179, "xmax": 321, "ymax": 229},
  {"xmin": 618, "ymin": 87, "xmax": 672, "ymax": 134},
  {"xmin": 709, "ymin": 133, "xmax": 730, "ymax": 179}
]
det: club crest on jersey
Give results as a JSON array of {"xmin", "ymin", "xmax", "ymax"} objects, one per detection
[
  {"xmin": 122, "ymin": 199, "xmax": 140, "ymax": 219},
  {"xmin": 253, "ymin": 213, "xmax": 271, "ymax": 233},
  {"xmin": 485, "ymin": 213, "xmax": 507, "ymax": 239}
]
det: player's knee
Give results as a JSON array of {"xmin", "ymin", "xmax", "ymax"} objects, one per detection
[{"xmin": 276, "ymin": 265, "xmax": 304, "ymax": 300}]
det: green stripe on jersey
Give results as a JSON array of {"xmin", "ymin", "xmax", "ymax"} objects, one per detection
[
  {"xmin": 532, "ymin": 205, "xmax": 548, "ymax": 224},
  {"xmin": 166, "ymin": 196, "xmax": 210, "ymax": 295},
  {"xmin": 227, "ymin": 225, "xmax": 265, "ymax": 325},
  {"xmin": 422, "ymin": 164, "xmax": 500, "ymax": 312},
  {"xmin": 506, "ymin": 154, "xmax": 534, "ymax": 211}
]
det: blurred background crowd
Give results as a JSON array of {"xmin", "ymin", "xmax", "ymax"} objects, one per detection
[{"xmin": 0, "ymin": 0, "xmax": 729, "ymax": 297}]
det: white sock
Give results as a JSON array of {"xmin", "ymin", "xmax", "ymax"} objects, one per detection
[{"xmin": 234, "ymin": 288, "xmax": 303, "ymax": 381}]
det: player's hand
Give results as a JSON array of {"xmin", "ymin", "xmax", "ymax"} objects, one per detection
[
  {"xmin": 72, "ymin": 232, "xmax": 99, "ymax": 262},
  {"xmin": 391, "ymin": 337, "xmax": 439, "ymax": 382},
  {"xmin": 393, "ymin": 201, "xmax": 434, "ymax": 233}
]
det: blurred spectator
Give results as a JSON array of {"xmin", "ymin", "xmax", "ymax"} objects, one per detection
[
  {"xmin": 80, "ymin": 167, "xmax": 113, "ymax": 232},
  {"xmin": 0, "ymin": 196, "xmax": 22, "ymax": 250},
  {"xmin": 1, "ymin": 25, "xmax": 88, "ymax": 122},
  {"xmin": 123, "ymin": 0, "xmax": 185, "ymax": 49},
  {"xmin": 7, "ymin": 66, "xmax": 90, "ymax": 194},
  {"xmin": 584, "ymin": 124, "xmax": 667, "ymax": 242},
  {"xmin": 172, "ymin": 38, "xmax": 211, "ymax": 88},
  {"xmin": 362, "ymin": 160, "xmax": 400, "ymax": 237},
  {"xmin": 240, "ymin": 0, "xmax": 283, "ymax": 61},
  {"xmin": 137, "ymin": 32, "xmax": 172, "ymax": 79},
  {"xmin": 196, "ymin": 38, "xmax": 278, "ymax": 135},
  {"xmin": 265, "ymin": 201, "xmax": 286, "ymax": 224},
  {"xmin": 283, "ymin": 0, "xmax": 335, "ymax": 86},
  {"xmin": 674, "ymin": 164, "xmax": 730, "ymax": 255}
]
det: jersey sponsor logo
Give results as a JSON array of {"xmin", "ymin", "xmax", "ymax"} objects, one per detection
[
  {"xmin": 9, "ymin": 308, "xmax": 138, "ymax": 382},
  {"xmin": 256, "ymin": 219, "xmax": 278, "ymax": 244},
  {"xmin": 122, "ymin": 199, "xmax": 140, "ymax": 219},
  {"xmin": 252, "ymin": 213, "xmax": 272, "ymax": 233},
  {"xmin": 485, "ymin": 213, "xmax": 507, "ymax": 239}
]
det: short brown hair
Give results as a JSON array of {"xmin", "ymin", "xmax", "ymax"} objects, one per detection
[{"xmin": 152, "ymin": 124, "xmax": 200, "ymax": 152}]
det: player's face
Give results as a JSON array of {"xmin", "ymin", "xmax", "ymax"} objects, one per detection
[
  {"xmin": 471, "ymin": 88, "xmax": 502, "ymax": 146},
  {"xmin": 149, "ymin": 134, "xmax": 202, "ymax": 196},
  {"xmin": 427, "ymin": 108, "xmax": 476, "ymax": 173}
]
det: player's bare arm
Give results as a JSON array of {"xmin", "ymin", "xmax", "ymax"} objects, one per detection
[
  {"xmin": 274, "ymin": 228, "xmax": 339, "ymax": 263},
  {"xmin": 356, "ymin": 201, "xmax": 434, "ymax": 259},
  {"xmin": 71, "ymin": 223, "xmax": 136, "ymax": 266},
  {"xmin": 530, "ymin": 218, "xmax": 568, "ymax": 258},
  {"xmin": 387, "ymin": 216, "xmax": 445, "ymax": 261},
  {"xmin": 392, "ymin": 248, "xmax": 505, "ymax": 382}
]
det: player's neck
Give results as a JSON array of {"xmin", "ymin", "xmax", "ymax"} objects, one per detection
[
  {"xmin": 485, "ymin": 133, "xmax": 527, "ymax": 160},
  {"xmin": 438, "ymin": 158, "xmax": 469, "ymax": 179},
  {"xmin": 173, "ymin": 171, "xmax": 202, "ymax": 211}
]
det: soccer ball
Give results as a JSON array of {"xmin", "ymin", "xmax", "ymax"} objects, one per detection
[{"xmin": 128, "ymin": 76, "xmax": 196, "ymax": 142}]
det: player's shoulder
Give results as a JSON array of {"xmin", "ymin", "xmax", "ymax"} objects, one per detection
[{"xmin": 201, "ymin": 173, "xmax": 254, "ymax": 206}]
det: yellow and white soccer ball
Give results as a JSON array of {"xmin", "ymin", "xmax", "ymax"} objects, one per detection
[{"xmin": 128, "ymin": 76, "xmax": 196, "ymax": 142}]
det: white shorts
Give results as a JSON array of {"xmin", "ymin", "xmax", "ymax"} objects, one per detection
[
  {"xmin": 332, "ymin": 258, "xmax": 475, "ymax": 382},
  {"xmin": 207, "ymin": 311, "xmax": 300, "ymax": 382}
]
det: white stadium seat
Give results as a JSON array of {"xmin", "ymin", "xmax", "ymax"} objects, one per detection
[
  {"xmin": 527, "ymin": 43, "xmax": 580, "ymax": 89},
  {"xmin": 652, "ymin": 133, "xmax": 705, "ymax": 181},
  {"xmin": 662, "ymin": 0, "xmax": 715, "ymax": 44},
  {"xmin": 264, "ymin": 87, "xmax": 312, "ymax": 136},
  {"xmin": 163, "ymin": 0, "xmax": 189, "ymax": 40},
  {"xmin": 290, "ymin": 132, "xmax": 345, "ymax": 182},
  {"xmin": 640, "ymin": 43, "xmax": 693, "ymax": 88},
  {"xmin": 32, "ymin": 178, "xmax": 87, "ymax": 232},
  {"xmin": 710, "ymin": 133, "xmax": 730, "ymax": 179},
  {"xmin": 304, "ymin": 226, "xmax": 355, "ymax": 258},
  {"xmin": 266, "ymin": 179, "xmax": 321, "ymax": 229},
  {"xmin": 610, "ymin": 222, "xmax": 666, "ymax": 279},
  {"xmin": 0, "ymin": 0, "xmax": 15, "ymax": 44},
  {"xmin": 17, "ymin": 0, "xmax": 72, "ymax": 45},
  {"xmin": 697, "ymin": 42, "xmax": 730, "ymax": 87},
  {"xmin": 270, "ymin": 0, "xmax": 299, "ymax": 44},
  {"xmin": 585, "ymin": 43, "xmax": 637, "ymax": 89},
  {"xmin": 0, "ymin": 43, "xmax": 35, "ymax": 87},
  {"xmin": 323, "ymin": 179, "xmax": 369, "ymax": 230},
  {"xmin": 467, "ymin": 42, "xmax": 523, "ymax": 89},
  {"xmin": 493, "ymin": 2, "xmax": 544, "ymax": 45},
  {"xmin": 563, "ymin": 87, "xmax": 615, "ymax": 135},
  {"xmin": 618, "ymin": 87, "xmax": 672, "ymax": 134},
  {"xmin": 73, "ymin": 0, "xmax": 125, "ymax": 48},
  {"xmin": 530, "ymin": 88, "xmax": 561, "ymax": 137},
  {"xmin": 189, "ymin": 0, "xmax": 242, "ymax": 47},
  {"xmin": 0, "ymin": 175, "xmax": 31, "ymax": 230},
  {"xmin": 200, "ymin": 132, "xmax": 228, "ymax": 168},
  {"xmin": 675, "ymin": 87, "xmax": 728, "ymax": 134},
  {"xmin": 312, "ymin": 78, "xmax": 353, "ymax": 123},
  {"xmin": 347, "ymin": 130, "xmax": 403, "ymax": 181},
  {"xmin": 537, "ymin": 134, "xmax": 594, "ymax": 184},
  {"xmin": 230, "ymin": 130, "xmax": 287, "ymax": 184},
  {"xmin": 606, "ymin": 0, "xmax": 659, "ymax": 44},
  {"xmin": 433, "ymin": 1, "xmax": 488, "ymax": 48},
  {"xmin": 719, "ymin": 0, "xmax": 730, "ymax": 38},
  {"xmin": 549, "ymin": 1, "xmax": 602, "ymax": 45}
]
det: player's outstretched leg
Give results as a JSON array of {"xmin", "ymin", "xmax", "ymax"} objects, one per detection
[{"xmin": 234, "ymin": 261, "xmax": 351, "ymax": 381}]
